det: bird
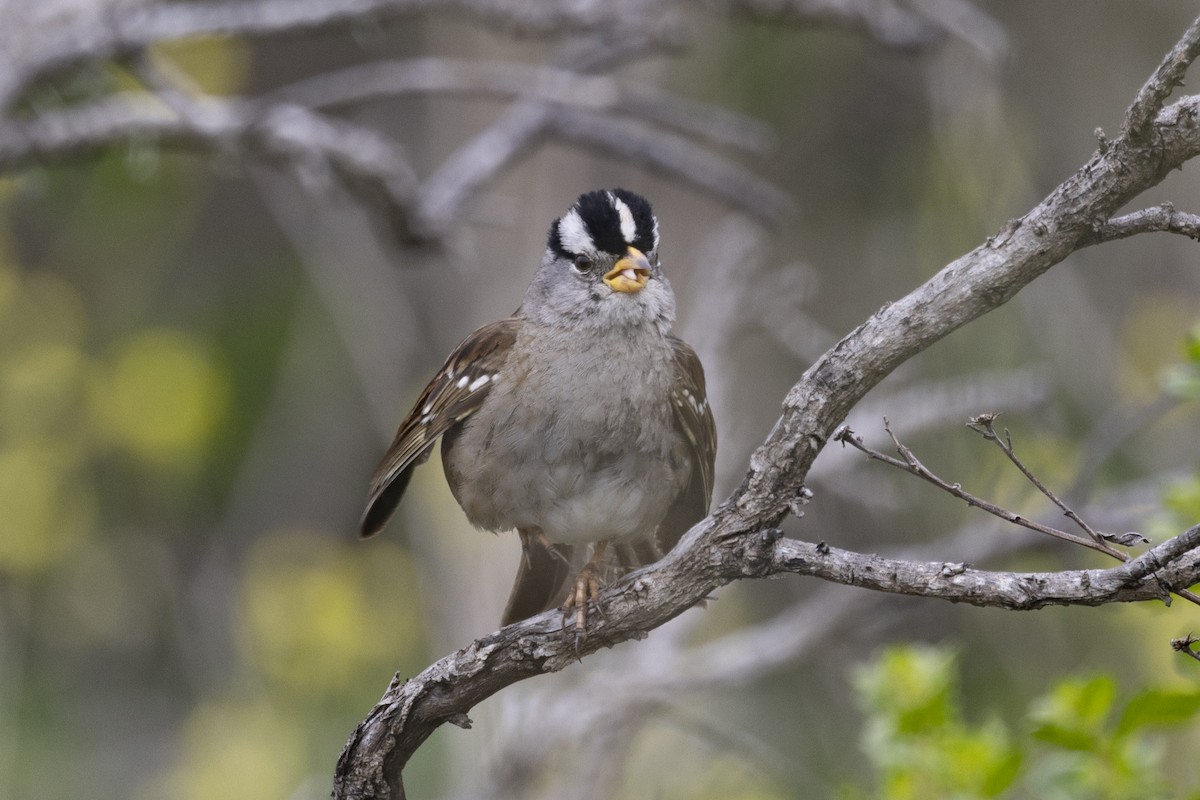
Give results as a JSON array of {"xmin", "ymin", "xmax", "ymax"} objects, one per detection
[{"xmin": 360, "ymin": 188, "xmax": 716, "ymax": 643}]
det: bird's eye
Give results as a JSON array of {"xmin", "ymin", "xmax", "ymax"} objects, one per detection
[{"xmin": 571, "ymin": 254, "xmax": 593, "ymax": 273}]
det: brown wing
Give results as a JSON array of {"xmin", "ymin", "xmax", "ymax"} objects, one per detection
[
  {"xmin": 360, "ymin": 318, "xmax": 519, "ymax": 537},
  {"xmin": 655, "ymin": 336, "xmax": 717, "ymax": 555}
]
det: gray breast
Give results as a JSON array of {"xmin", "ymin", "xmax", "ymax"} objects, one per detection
[{"xmin": 442, "ymin": 324, "xmax": 690, "ymax": 543}]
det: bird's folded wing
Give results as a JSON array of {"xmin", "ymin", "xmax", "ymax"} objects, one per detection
[
  {"xmin": 656, "ymin": 337, "xmax": 717, "ymax": 555},
  {"xmin": 360, "ymin": 317, "xmax": 519, "ymax": 537}
]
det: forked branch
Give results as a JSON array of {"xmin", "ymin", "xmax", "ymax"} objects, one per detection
[
  {"xmin": 839, "ymin": 416, "xmax": 1200, "ymax": 608},
  {"xmin": 835, "ymin": 420, "xmax": 1128, "ymax": 558}
]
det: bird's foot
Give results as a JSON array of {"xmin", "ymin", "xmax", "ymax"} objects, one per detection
[{"xmin": 561, "ymin": 541, "xmax": 610, "ymax": 655}]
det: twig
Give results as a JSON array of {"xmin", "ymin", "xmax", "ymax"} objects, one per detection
[
  {"xmin": 834, "ymin": 421, "xmax": 1121, "ymax": 557},
  {"xmin": 966, "ymin": 413, "xmax": 1111, "ymax": 548},
  {"xmin": 1088, "ymin": 203, "xmax": 1200, "ymax": 244},
  {"xmin": 1173, "ymin": 633, "xmax": 1200, "ymax": 665},
  {"xmin": 840, "ymin": 419, "xmax": 1200, "ymax": 609}
]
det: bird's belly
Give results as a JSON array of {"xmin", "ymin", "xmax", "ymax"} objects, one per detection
[
  {"xmin": 519, "ymin": 459, "xmax": 665, "ymax": 543},
  {"xmin": 442, "ymin": 328, "xmax": 688, "ymax": 542},
  {"xmin": 445, "ymin": 422, "xmax": 687, "ymax": 544}
]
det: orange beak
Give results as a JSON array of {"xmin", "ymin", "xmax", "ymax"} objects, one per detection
[{"xmin": 603, "ymin": 247, "xmax": 651, "ymax": 293}]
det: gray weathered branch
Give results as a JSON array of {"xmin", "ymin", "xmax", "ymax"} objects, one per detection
[
  {"xmin": 268, "ymin": 58, "xmax": 776, "ymax": 153},
  {"xmin": 0, "ymin": 0, "xmax": 680, "ymax": 110},
  {"xmin": 1123, "ymin": 14, "xmax": 1200, "ymax": 140},
  {"xmin": 1090, "ymin": 203, "xmax": 1200, "ymax": 243}
]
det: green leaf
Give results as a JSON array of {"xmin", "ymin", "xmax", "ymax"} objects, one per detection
[
  {"xmin": 1116, "ymin": 688, "xmax": 1200, "ymax": 735},
  {"xmin": 1184, "ymin": 322, "xmax": 1200, "ymax": 363},
  {"xmin": 1028, "ymin": 675, "xmax": 1116, "ymax": 752},
  {"xmin": 1164, "ymin": 478, "xmax": 1200, "ymax": 522},
  {"xmin": 852, "ymin": 646, "xmax": 957, "ymax": 733},
  {"xmin": 942, "ymin": 723, "xmax": 1023, "ymax": 796},
  {"xmin": 1029, "ymin": 721, "xmax": 1101, "ymax": 752}
]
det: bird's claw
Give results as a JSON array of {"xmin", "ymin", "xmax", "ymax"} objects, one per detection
[{"xmin": 562, "ymin": 561, "xmax": 604, "ymax": 656}]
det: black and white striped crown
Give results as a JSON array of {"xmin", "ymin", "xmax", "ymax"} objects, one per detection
[{"xmin": 547, "ymin": 189, "xmax": 660, "ymax": 259}]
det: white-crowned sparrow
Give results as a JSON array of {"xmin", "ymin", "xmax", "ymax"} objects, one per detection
[{"xmin": 361, "ymin": 189, "xmax": 716, "ymax": 639}]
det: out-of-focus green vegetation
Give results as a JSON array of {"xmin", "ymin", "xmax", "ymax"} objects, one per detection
[
  {"xmin": 844, "ymin": 645, "xmax": 1200, "ymax": 800},
  {"xmin": 0, "ymin": 161, "xmax": 432, "ymax": 796},
  {"xmin": 1153, "ymin": 324, "xmax": 1200, "ymax": 542},
  {"xmin": 0, "ymin": 36, "xmax": 434, "ymax": 800}
]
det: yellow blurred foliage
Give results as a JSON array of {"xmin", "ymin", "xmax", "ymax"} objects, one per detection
[
  {"xmin": 238, "ymin": 528, "xmax": 425, "ymax": 697},
  {"xmin": 3, "ymin": 341, "xmax": 89, "ymax": 439},
  {"xmin": 0, "ymin": 270, "xmax": 88, "ymax": 355},
  {"xmin": 142, "ymin": 700, "xmax": 307, "ymax": 800},
  {"xmin": 89, "ymin": 328, "xmax": 230, "ymax": 466},
  {"xmin": 0, "ymin": 261, "xmax": 97, "ymax": 573},
  {"xmin": 0, "ymin": 255, "xmax": 17, "ymax": 311},
  {"xmin": 0, "ymin": 254, "xmax": 231, "ymax": 577},
  {"xmin": 150, "ymin": 36, "xmax": 252, "ymax": 96},
  {"xmin": 0, "ymin": 443, "xmax": 95, "ymax": 572}
]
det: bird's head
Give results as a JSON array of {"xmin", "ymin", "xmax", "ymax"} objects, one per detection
[{"xmin": 524, "ymin": 189, "xmax": 675, "ymax": 334}]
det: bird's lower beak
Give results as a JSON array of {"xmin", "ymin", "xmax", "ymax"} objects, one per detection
[{"xmin": 603, "ymin": 247, "xmax": 652, "ymax": 293}]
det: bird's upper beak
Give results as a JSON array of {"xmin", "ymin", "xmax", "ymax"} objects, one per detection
[{"xmin": 603, "ymin": 247, "xmax": 652, "ymax": 293}]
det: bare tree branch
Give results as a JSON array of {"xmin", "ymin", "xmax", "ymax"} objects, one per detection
[
  {"xmin": 1089, "ymin": 203, "xmax": 1200, "ymax": 244},
  {"xmin": 839, "ymin": 416, "xmax": 1200, "ymax": 606},
  {"xmin": 0, "ymin": 0, "xmax": 682, "ymax": 110},
  {"xmin": 334, "ymin": 522, "xmax": 1200, "ymax": 797},
  {"xmin": 268, "ymin": 58, "xmax": 776, "ymax": 152},
  {"xmin": 771, "ymin": 524, "xmax": 1200, "ymax": 607},
  {"xmin": 465, "ymin": 508, "xmax": 1076, "ymax": 800},
  {"xmin": 1123, "ymin": 14, "xmax": 1200, "ymax": 140},
  {"xmin": 0, "ymin": 93, "xmax": 423, "ymax": 236},
  {"xmin": 719, "ymin": 0, "xmax": 949, "ymax": 51},
  {"xmin": 410, "ymin": 31, "xmax": 686, "ymax": 235},
  {"xmin": 544, "ymin": 107, "xmax": 793, "ymax": 222},
  {"xmin": 834, "ymin": 421, "xmax": 1125, "ymax": 557},
  {"xmin": 0, "ymin": 65, "xmax": 783, "ymax": 241},
  {"xmin": 965, "ymin": 413, "xmax": 1133, "ymax": 547}
]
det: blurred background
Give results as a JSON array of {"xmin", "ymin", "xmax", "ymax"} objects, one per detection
[{"xmin": 1, "ymin": 1, "xmax": 1199, "ymax": 798}]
